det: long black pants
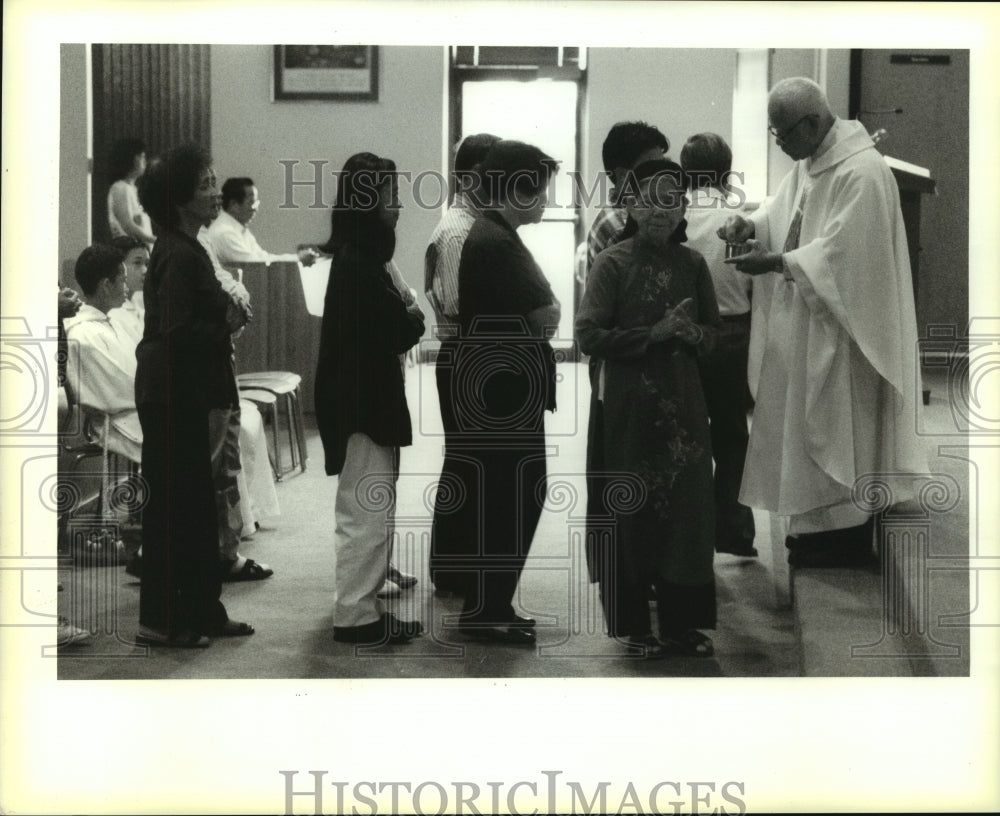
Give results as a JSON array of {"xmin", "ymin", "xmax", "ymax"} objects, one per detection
[
  {"xmin": 697, "ymin": 313, "xmax": 756, "ymax": 549},
  {"xmin": 138, "ymin": 402, "xmax": 226, "ymax": 636},
  {"xmin": 452, "ymin": 340, "xmax": 549, "ymax": 624}
]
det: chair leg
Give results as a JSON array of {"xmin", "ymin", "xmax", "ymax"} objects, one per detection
[
  {"xmin": 291, "ymin": 388, "xmax": 308, "ymax": 473},
  {"xmin": 267, "ymin": 403, "xmax": 283, "ymax": 481},
  {"xmin": 282, "ymin": 394, "xmax": 294, "ymax": 471},
  {"xmin": 284, "ymin": 393, "xmax": 297, "ymax": 471}
]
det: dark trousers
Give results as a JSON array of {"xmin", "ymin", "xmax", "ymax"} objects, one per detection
[
  {"xmin": 597, "ymin": 542, "xmax": 717, "ymax": 639},
  {"xmin": 458, "ymin": 437, "xmax": 547, "ymax": 623},
  {"xmin": 697, "ymin": 313, "xmax": 756, "ymax": 549},
  {"xmin": 452, "ymin": 343, "xmax": 549, "ymax": 623},
  {"xmin": 138, "ymin": 402, "xmax": 226, "ymax": 636},
  {"xmin": 429, "ymin": 340, "xmax": 474, "ymax": 592},
  {"xmin": 587, "ymin": 403, "xmax": 716, "ymax": 639}
]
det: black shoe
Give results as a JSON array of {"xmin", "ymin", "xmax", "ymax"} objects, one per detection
[
  {"xmin": 431, "ymin": 573, "xmax": 467, "ymax": 595},
  {"xmin": 124, "ymin": 553, "xmax": 142, "ymax": 578},
  {"xmin": 333, "ymin": 613, "xmax": 423, "ymax": 644},
  {"xmin": 716, "ymin": 538, "xmax": 758, "ymax": 557},
  {"xmin": 618, "ymin": 633, "xmax": 669, "ymax": 659},
  {"xmin": 786, "ymin": 532, "xmax": 877, "ymax": 569},
  {"xmin": 510, "ymin": 614, "xmax": 536, "ymax": 628},
  {"xmin": 458, "ymin": 624, "xmax": 536, "ymax": 645}
]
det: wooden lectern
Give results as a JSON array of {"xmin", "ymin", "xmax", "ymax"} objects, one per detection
[
  {"xmin": 222, "ymin": 260, "xmax": 324, "ymax": 413},
  {"xmin": 884, "ymin": 155, "xmax": 936, "ymax": 405}
]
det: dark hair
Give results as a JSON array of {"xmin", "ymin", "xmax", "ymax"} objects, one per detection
[
  {"xmin": 455, "ymin": 133, "xmax": 501, "ymax": 176},
  {"xmin": 320, "ymin": 152, "xmax": 397, "ymax": 260},
  {"xmin": 222, "ymin": 177, "xmax": 254, "ymax": 209},
  {"xmin": 679, "ymin": 133, "xmax": 733, "ymax": 190},
  {"xmin": 137, "ymin": 144, "xmax": 212, "ymax": 230},
  {"xmin": 109, "ymin": 137, "xmax": 147, "ymax": 181},
  {"xmin": 601, "ymin": 122, "xmax": 670, "ymax": 174},
  {"xmin": 110, "ymin": 235, "xmax": 146, "ymax": 257},
  {"xmin": 74, "ymin": 244, "xmax": 124, "ymax": 296},
  {"xmin": 475, "ymin": 140, "xmax": 558, "ymax": 207},
  {"xmin": 631, "ymin": 157, "xmax": 687, "ymax": 188},
  {"xmin": 453, "ymin": 133, "xmax": 502, "ymax": 202}
]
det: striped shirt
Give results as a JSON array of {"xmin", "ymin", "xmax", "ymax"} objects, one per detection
[
  {"xmin": 585, "ymin": 206, "xmax": 629, "ymax": 276},
  {"xmin": 424, "ymin": 193, "xmax": 478, "ymax": 331}
]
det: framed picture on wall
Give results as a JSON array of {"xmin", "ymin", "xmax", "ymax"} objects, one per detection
[{"xmin": 273, "ymin": 45, "xmax": 379, "ymax": 101}]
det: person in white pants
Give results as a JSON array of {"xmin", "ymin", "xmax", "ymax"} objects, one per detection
[
  {"xmin": 333, "ymin": 435, "xmax": 398, "ymax": 626},
  {"xmin": 314, "ymin": 152, "xmax": 425, "ymax": 645}
]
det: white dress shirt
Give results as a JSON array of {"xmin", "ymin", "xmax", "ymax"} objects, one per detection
[
  {"xmin": 108, "ymin": 292, "xmax": 144, "ymax": 349},
  {"xmin": 684, "ymin": 186, "xmax": 752, "ymax": 317},
  {"xmin": 63, "ymin": 303, "xmax": 142, "ymax": 462},
  {"xmin": 204, "ymin": 210, "xmax": 298, "ymax": 266}
]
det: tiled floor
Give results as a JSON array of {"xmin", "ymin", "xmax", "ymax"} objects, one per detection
[
  {"xmin": 57, "ymin": 362, "xmax": 802, "ymax": 679},
  {"xmin": 56, "ymin": 362, "xmax": 969, "ymax": 679}
]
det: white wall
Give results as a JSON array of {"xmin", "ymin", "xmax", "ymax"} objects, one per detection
[
  {"xmin": 210, "ymin": 45, "xmax": 445, "ymax": 305},
  {"xmin": 584, "ymin": 48, "xmax": 736, "ymax": 231},
  {"xmin": 766, "ymin": 48, "xmax": 852, "ymax": 195}
]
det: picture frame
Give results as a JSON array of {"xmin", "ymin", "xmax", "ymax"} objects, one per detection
[{"xmin": 273, "ymin": 45, "xmax": 379, "ymax": 101}]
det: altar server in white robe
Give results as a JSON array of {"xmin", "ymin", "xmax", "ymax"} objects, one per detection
[{"xmin": 719, "ymin": 77, "xmax": 927, "ymax": 568}]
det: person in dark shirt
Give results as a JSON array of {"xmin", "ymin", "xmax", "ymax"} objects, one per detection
[
  {"xmin": 577, "ymin": 159, "xmax": 720, "ymax": 658},
  {"xmin": 134, "ymin": 144, "xmax": 252, "ymax": 647},
  {"xmin": 314, "ymin": 152, "xmax": 425, "ymax": 645},
  {"xmin": 452, "ymin": 140, "xmax": 560, "ymax": 645}
]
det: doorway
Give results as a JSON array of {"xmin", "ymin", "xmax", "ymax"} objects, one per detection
[{"xmin": 450, "ymin": 47, "xmax": 586, "ymax": 354}]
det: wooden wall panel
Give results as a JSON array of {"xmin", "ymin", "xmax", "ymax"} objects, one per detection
[{"xmin": 91, "ymin": 44, "xmax": 211, "ymax": 243}]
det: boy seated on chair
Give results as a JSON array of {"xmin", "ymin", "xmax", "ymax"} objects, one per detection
[
  {"xmin": 67, "ymin": 243, "xmax": 279, "ymax": 582},
  {"xmin": 64, "ymin": 244, "xmax": 143, "ymax": 462}
]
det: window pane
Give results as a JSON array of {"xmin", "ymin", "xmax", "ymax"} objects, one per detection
[
  {"xmin": 461, "ymin": 80, "xmax": 578, "ymax": 216},
  {"xmin": 519, "ymin": 220, "xmax": 576, "ymax": 348}
]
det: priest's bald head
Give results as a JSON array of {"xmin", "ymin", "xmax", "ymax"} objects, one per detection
[{"xmin": 767, "ymin": 77, "xmax": 836, "ymax": 161}]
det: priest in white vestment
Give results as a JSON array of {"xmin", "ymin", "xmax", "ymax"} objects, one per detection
[{"xmin": 720, "ymin": 77, "xmax": 927, "ymax": 567}]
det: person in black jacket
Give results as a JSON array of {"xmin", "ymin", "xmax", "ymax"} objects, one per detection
[
  {"xmin": 315, "ymin": 152, "xmax": 426, "ymax": 645},
  {"xmin": 134, "ymin": 144, "xmax": 253, "ymax": 647}
]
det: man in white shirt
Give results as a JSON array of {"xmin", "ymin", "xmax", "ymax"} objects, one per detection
[
  {"xmin": 681, "ymin": 133, "xmax": 757, "ymax": 558},
  {"xmin": 204, "ymin": 177, "xmax": 318, "ymax": 267}
]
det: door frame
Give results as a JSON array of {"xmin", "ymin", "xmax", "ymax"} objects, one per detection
[{"xmin": 448, "ymin": 49, "xmax": 587, "ymax": 360}]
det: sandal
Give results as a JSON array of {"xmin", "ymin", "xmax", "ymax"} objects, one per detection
[
  {"xmin": 222, "ymin": 558, "xmax": 274, "ymax": 582},
  {"xmin": 620, "ymin": 633, "xmax": 670, "ymax": 660},
  {"xmin": 136, "ymin": 627, "xmax": 210, "ymax": 649},
  {"xmin": 663, "ymin": 629, "xmax": 714, "ymax": 658},
  {"xmin": 212, "ymin": 620, "xmax": 255, "ymax": 637}
]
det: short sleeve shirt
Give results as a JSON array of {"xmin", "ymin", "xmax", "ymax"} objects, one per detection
[{"xmin": 458, "ymin": 210, "xmax": 555, "ymax": 335}]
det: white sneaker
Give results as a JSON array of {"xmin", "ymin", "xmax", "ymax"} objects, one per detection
[
  {"xmin": 376, "ymin": 578, "xmax": 401, "ymax": 598},
  {"xmin": 56, "ymin": 617, "xmax": 91, "ymax": 647}
]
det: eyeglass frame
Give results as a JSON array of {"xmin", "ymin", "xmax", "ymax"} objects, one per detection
[{"xmin": 767, "ymin": 113, "xmax": 818, "ymax": 141}]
